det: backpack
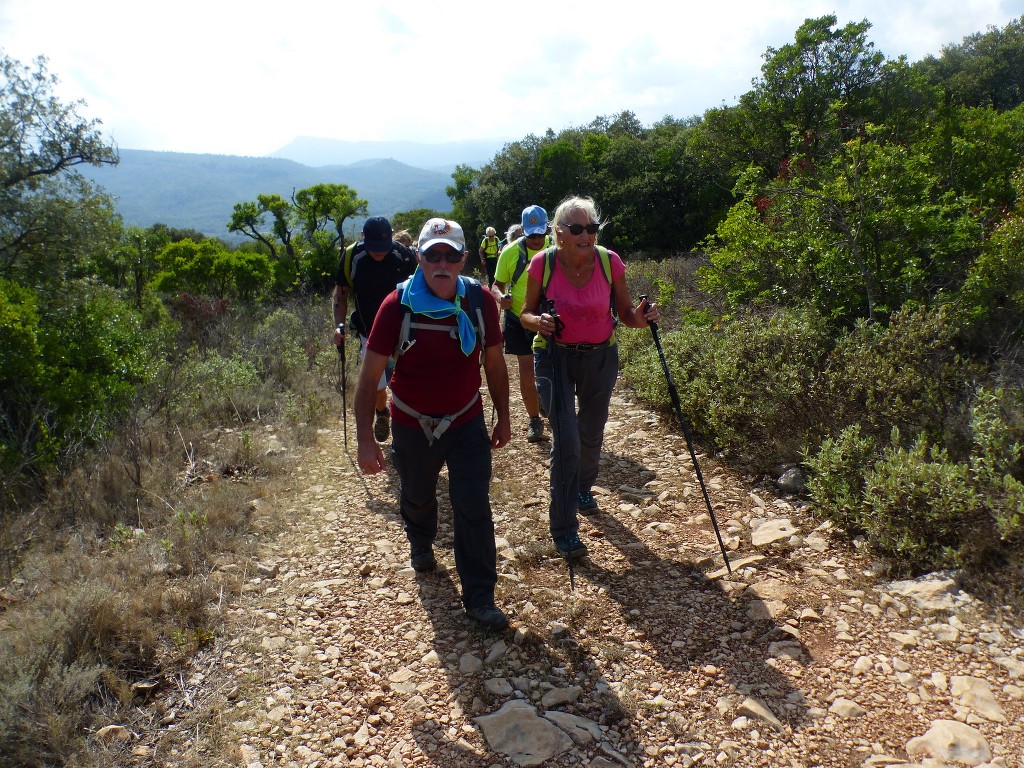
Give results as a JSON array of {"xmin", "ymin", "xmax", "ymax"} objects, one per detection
[
  {"xmin": 395, "ymin": 276, "xmax": 488, "ymax": 357},
  {"xmin": 344, "ymin": 242, "xmax": 417, "ymax": 335},
  {"xmin": 343, "ymin": 242, "xmax": 416, "ymax": 286},
  {"xmin": 535, "ymin": 245, "xmax": 615, "ymax": 349},
  {"xmin": 508, "ymin": 234, "xmax": 553, "ymax": 289}
]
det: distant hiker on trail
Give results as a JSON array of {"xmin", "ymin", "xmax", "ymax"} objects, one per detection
[
  {"xmin": 394, "ymin": 229, "xmax": 414, "ymax": 249},
  {"xmin": 479, "ymin": 226, "xmax": 500, "ymax": 286},
  {"xmin": 332, "ymin": 216, "xmax": 417, "ymax": 443},
  {"xmin": 519, "ymin": 195, "xmax": 659, "ymax": 560},
  {"xmin": 501, "ymin": 223, "xmax": 524, "ymax": 252},
  {"xmin": 491, "ymin": 204, "xmax": 552, "ymax": 444},
  {"xmin": 353, "ymin": 217, "xmax": 512, "ymax": 632}
]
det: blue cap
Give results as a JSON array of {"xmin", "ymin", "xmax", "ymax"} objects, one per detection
[{"xmin": 521, "ymin": 205, "xmax": 548, "ymax": 236}]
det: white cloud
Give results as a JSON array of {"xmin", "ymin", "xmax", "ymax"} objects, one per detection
[{"xmin": 1, "ymin": 0, "xmax": 1020, "ymax": 156}]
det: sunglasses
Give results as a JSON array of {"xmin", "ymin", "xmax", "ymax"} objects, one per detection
[
  {"xmin": 422, "ymin": 249, "xmax": 464, "ymax": 264},
  {"xmin": 561, "ymin": 222, "xmax": 601, "ymax": 235}
]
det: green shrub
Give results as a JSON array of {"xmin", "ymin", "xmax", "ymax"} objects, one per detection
[
  {"xmin": 807, "ymin": 388, "xmax": 1024, "ymax": 570},
  {"xmin": 621, "ymin": 306, "xmax": 832, "ymax": 469},
  {"xmin": 804, "ymin": 424, "xmax": 878, "ymax": 533},
  {"xmin": 823, "ymin": 304, "xmax": 969, "ymax": 444},
  {"xmin": 861, "ymin": 429, "xmax": 981, "ymax": 568},
  {"xmin": 165, "ymin": 351, "xmax": 266, "ymax": 425},
  {"xmin": 247, "ymin": 308, "xmax": 308, "ymax": 386},
  {"xmin": 968, "ymin": 387, "xmax": 1024, "ymax": 544}
]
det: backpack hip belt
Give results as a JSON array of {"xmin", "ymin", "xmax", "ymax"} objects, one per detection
[{"xmin": 390, "ymin": 391, "xmax": 481, "ymax": 446}]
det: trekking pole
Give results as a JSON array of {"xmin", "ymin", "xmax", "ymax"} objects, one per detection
[
  {"xmin": 544, "ymin": 299, "xmax": 575, "ymax": 590},
  {"xmin": 640, "ymin": 296, "xmax": 731, "ymax": 574},
  {"xmin": 337, "ymin": 334, "xmax": 348, "ymax": 450}
]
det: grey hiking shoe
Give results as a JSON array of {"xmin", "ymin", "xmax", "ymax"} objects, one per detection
[
  {"xmin": 373, "ymin": 408, "xmax": 390, "ymax": 442},
  {"xmin": 526, "ymin": 416, "xmax": 544, "ymax": 443}
]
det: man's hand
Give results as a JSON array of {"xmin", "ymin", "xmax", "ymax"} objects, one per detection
[
  {"xmin": 333, "ymin": 324, "xmax": 346, "ymax": 346},
  {"xmin": 356, "ymin": 439, "xmax": 387, "ymax": 475},
  {"xmin": 490, "ymin": 415, "xmax": 512, "ymax": 450}
]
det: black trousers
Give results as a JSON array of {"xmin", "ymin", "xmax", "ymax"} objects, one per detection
[{"xmin": 391, "ymin": 411, "xmax": 498, "ymax": 609}]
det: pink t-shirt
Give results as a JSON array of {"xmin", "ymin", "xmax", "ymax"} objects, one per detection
[{"xmin": 527, "ymin": 249, "xmax": 626, "ymax": 344}]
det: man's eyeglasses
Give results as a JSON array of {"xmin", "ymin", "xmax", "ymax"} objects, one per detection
[
  {"xmin": 561, "ymin": 222, "xmax": 601, "ymax": 235},
  {"xmin": 524, "ymin": 231, "xmax": 547, "ymax": 239},
  {"xmin": 422, "ymin": 249, "xmax": 464, "ymax": 264}
]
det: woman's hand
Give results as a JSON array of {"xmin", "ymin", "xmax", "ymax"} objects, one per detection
[
  {"xmin": 536, "ymin": 313, "xmax": 556, "ymax": 336},
  {"xmin": 639, "ymin": 298, "xmax": 660, "ymax": 326}
]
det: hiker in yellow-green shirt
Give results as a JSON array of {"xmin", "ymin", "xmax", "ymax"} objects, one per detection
[
  {"xmin": 491, "ymin": 204, "xmax": 551, "ymax": 443},
  {"xmin": 479, "ymin": 226, "xmax": 500, "ymax": 286}
]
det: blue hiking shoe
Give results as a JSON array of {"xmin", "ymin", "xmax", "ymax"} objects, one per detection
[
  {"xmin": 578, "ymin": 490, "xmax": 598, "ymax": 515},
  {"xmin": 553, "ymin": 532, "xmax": 588, "ymax": 559}
]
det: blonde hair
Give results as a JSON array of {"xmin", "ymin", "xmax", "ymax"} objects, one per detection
[
  {"xmin": 393, "ymin": 229, "xmax": 413, "ymax": 247},
  {"xmin": 505, "ymin": 223, "xmax": 524, "ymax": 242},
  {"xmin": 552, "ymin": 195, "xmax": 601, "ymax": 229}
]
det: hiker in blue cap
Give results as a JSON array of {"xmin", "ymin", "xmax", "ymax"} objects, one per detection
[
  {"xmin": 332, "ymin": 216, "xmax": 417, "ymax": 442},
  {"xmin": 519, "ymin": 196, "xmax": 659, "ymax": 560},
  {"xmin": 353, "ymin": 217, "xmax": 512, "ymax": 631},
  {"xmin": 491, "ymin": 204, "xmax": 552, "ymax": 443}
]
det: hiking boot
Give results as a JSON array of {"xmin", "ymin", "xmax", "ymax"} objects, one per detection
[
  {"xmin": 553, "ymin": 532, "xmax": 588, "ymax": 559},
  {"xmin": 465, "ymin": 603, "xmax": 509, "ymax": 631},
  {"xmin": 578, "ymin": 490, "xmax": 598, "ymax": 515},
  {"xmin": 373, "ymin": 408, "xmax": 390, "ymax": 442},
  {"xmin": 410, "ymin": 544, "xmax": 436, "ymax": 573},
  {"xmin": 526, "ymin": 416, "xmax": 544, "ymax": 443}
]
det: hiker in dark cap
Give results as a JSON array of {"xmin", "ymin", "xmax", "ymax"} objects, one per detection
[
  {"xmin": 332, "ymin": 216, "xmax": 416, "ymax": 442},
  {"xmin": 354, "ymin": 217, "xmax": 512, "ymax": 631}
]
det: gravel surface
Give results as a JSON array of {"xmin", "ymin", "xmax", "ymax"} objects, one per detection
[{"xmin": 122, "ymin": 366, "xmax": 1024, "ymax": 768}]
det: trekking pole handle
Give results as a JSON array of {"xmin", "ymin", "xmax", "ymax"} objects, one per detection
[{"xmin": 638, "ymin": 294, "xmax": 658, "ymax": 333}]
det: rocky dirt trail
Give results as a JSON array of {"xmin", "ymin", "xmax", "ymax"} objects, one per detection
[{"xmin": 136, "ymin": 364, "xmax": 1024, "ymax": 768}]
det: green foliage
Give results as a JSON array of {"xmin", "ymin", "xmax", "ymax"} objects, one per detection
[
  {"xmin": 246, "ymin": 308, "xmax": 309, "ymax": 385},
  {"xmin": 165, "ymin": 351, "xmax": 266, "ymax": 425},
  {"xmin": 916, "ymin": 17, "xmax": 1024, "ymax": 110},
  {"xmin": 967, "ymin": 387, "xmax": 1024, "ymax": 543},
  {"xmin": 0, "ymin": 52, "xmax": 119, "ymax": 285},
  {"xmin": 861, "ymin": 430, "xmax": 981, "ymax": 568},
  {"xmin": 701, "ymin": 136, "xmax": 982, "ymax": 325},
  {"xmin": 620, "ymin": 306, "xmax": 832, "ymax": 468},
  {"xmin": 804, "ymin": 424, "xmax": 878, "ymax": 532},
  {"xmin": 806, "ymin": 386, "xmax": 1024, "ymax": 570},
  {"xmin": 823, "ymin": 304, "xmax": 967, "ymax": 442},
  {"xmin": 227, "ymin": 184, "xmax": 367, "ymax": 294},
  {"xmin": 151, "ymin": 237, "xmax": 272, "ymax": 301},
  {"xmin": 957, "ymin": 169, "xmax": 1024, "ymax": 354}
]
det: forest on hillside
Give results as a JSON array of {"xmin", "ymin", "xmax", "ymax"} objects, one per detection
[{"xmin": 1, "ymin": 14, "xmax": 1023, "ymax": 765}]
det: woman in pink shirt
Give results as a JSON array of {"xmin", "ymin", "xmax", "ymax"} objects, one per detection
[{"xmin": 519, "ymin": 196, "xmax": 659, "ymax": 560}]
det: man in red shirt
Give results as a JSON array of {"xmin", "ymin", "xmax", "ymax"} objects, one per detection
[{"xmin": 353, "ymin": 218, "xmax": 512, "ymax": 631}]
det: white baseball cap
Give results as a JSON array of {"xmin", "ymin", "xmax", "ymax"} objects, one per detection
[{"xmin": 418, "ymin": 218, "xmax": 466, "ymax": 253}]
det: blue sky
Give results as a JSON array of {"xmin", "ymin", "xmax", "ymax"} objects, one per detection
[{"xmin": 1, "ymin": 0, "xmax": 1020, "ymax": 157}]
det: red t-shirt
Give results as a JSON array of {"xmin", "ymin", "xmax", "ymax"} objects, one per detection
[{"xmin": 367, "ymin": 284, "xmax": 503, "ymax": 430}]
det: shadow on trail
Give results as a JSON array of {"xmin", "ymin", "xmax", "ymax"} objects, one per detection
[
  {"xmin": 408, "ymin": 563, "xmax": 641, "ymax": 765},
  {"xmin": 573, "ymin": 447, "xmax": 812, "ymax": 736}
]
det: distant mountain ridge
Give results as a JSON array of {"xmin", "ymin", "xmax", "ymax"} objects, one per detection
[
  {"xmin": 81, "ymin": 139, "xmax": 504, "ymax": 239},
  {"xmin": 270, "ymin": 135, "xmax": 509, "ymax": 172}
]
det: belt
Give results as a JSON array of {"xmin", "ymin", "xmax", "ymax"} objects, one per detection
[{"xmin": 553, "ymin": 339, "xmax": 612, "ymax": 352}]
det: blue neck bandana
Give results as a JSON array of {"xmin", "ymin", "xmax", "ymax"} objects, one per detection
[{"xmin": 399, "ymin": 270, "xmax": 477, "ymax": 356}]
